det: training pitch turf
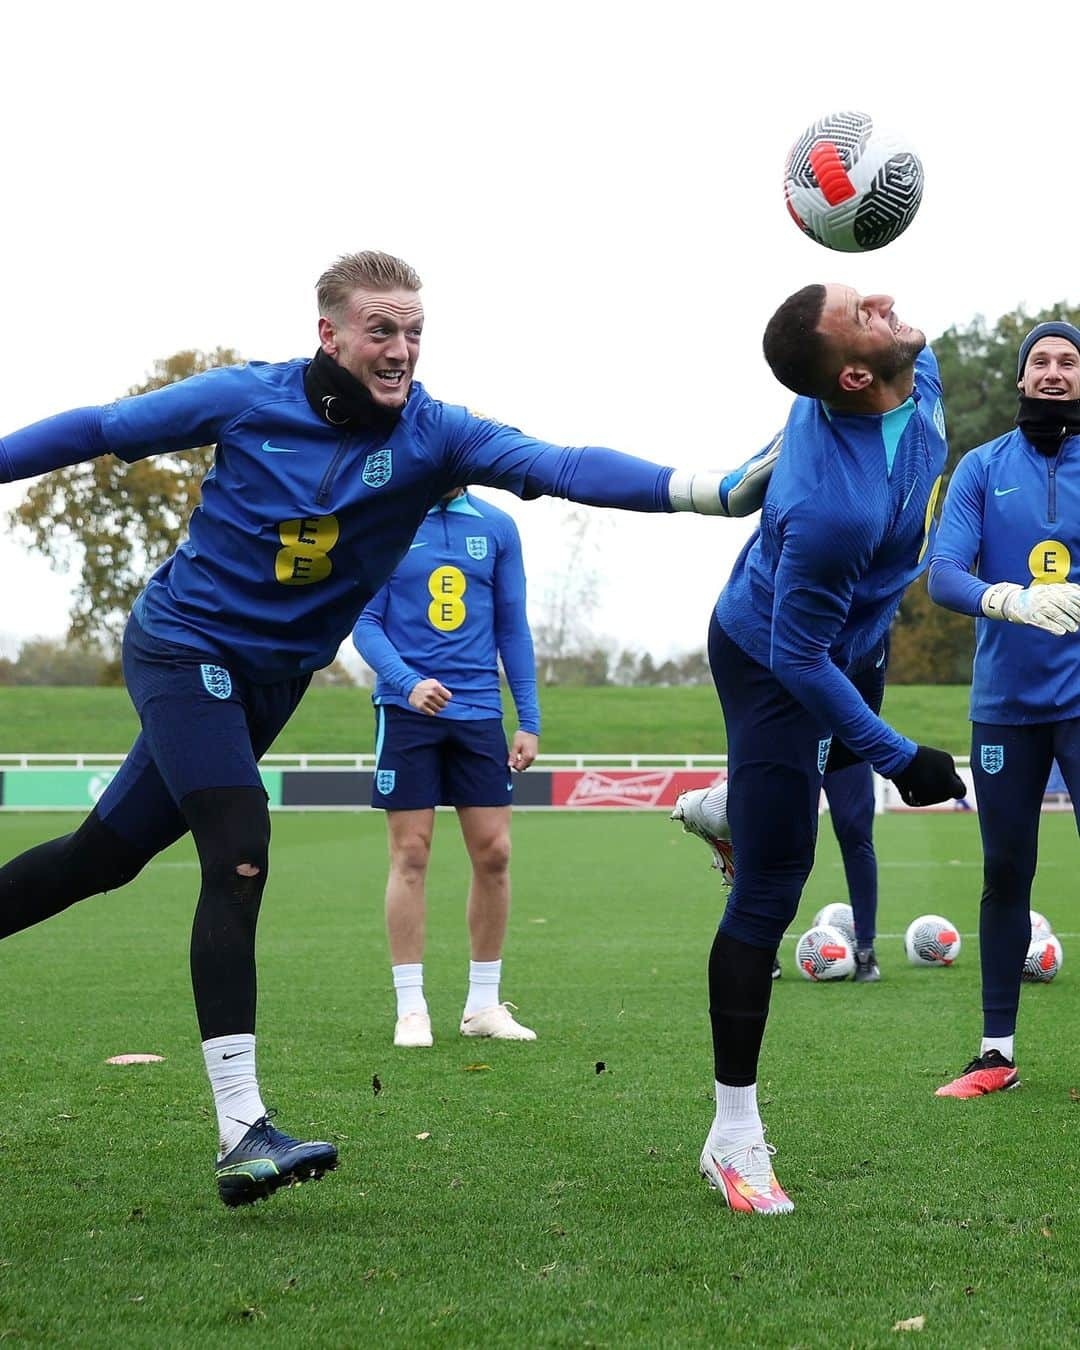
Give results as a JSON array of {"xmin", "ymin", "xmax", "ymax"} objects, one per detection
[{"xmin": 0, "ymin": 808, "xmax": 1077, "ymax": 1346}]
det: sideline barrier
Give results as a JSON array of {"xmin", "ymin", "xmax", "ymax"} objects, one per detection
[{"xmin": 0, "ymin": 754, "xmax": 1068, "ymax": 812}]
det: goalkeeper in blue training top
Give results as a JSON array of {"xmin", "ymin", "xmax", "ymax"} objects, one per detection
[
  {"xmin": 929, "ymin": 321, "xmax": 1080, "ymax": 1100},
  {"xmin": 690, "ymin": 284, "xmax": 966, "ymax": 1217},
  {"xmin": 0, "ymin": 249, "xmax": 774, "ymax": 1209}
]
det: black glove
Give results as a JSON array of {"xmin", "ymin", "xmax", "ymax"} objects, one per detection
[{"xmin": 890, "ymin": 745, "xmax": 967, "ymax": 808}]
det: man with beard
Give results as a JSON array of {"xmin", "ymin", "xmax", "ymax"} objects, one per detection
[
  {"xmin": 0, "ymin": 250, "xmax": 774, "ymax": 1208},
  {"xmin": 929, "ymin": 321, "xmax": 1080, "ymax": 1099},
  {"xmin": 697, "ymin": 284, "xmax": 966, "ymax": 1216}
]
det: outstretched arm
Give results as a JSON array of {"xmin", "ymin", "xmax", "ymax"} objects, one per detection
[
  {"xmin": 440, "ymin": 409, "xmax": 778, "ymax": 518},
  {"xmin": 0, "ymin": 408, "xmax": 109, "ymax": 481}
]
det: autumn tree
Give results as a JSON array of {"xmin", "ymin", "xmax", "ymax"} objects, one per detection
[{"xmin": 8, "ymin": 348, "xmax": 241, "ymax": 650}]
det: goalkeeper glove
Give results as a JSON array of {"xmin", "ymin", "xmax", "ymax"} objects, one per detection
[
  {"xmin": 890, "ymin": 745, "xmax": 966, "ymax": 808},
  {"xmin": 668, "ymin": 433, "xmax": 781, "ymax": 517},
  {"xmin": 981, "ymin": 580, "xmax": 1080, "ymax": 635}
]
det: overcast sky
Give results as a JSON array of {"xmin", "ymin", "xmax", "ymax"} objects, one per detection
[{"xmin": 2, "ymin": 1, "xmax": 1077, "ymax": 663}]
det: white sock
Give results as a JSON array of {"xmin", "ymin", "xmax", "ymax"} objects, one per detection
[
  {"xmin": 709, "ymin": 1081, "xmax": 763, "ymax": 1150},
  {"xmin": 464, "ymin": 959, "xmax": 502, "ymax": 1016},
  {"xmin": 202, "ymin": 1034, "xmax": 267, "ymax": 1159},
  {"xmin": 392, "ymin": 963, "xmax": 427, "ymax": 1018},
  {"xmin": 980, "ymin": 1035, "xmax": 1015, "ymax": 1062}
]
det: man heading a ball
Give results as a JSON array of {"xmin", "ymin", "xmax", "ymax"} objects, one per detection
[{"xmin": 698, "ymin": 284, "xmax": 965, "ymax": 1216}]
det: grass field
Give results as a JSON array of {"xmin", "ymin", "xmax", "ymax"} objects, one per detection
[
  {"xmin": 0, "ymin": 684, "xmax": 975, "ymax": 756},
  {"xmin": 1, "ymin": 808, "xmax": 1078, "ymax": 1346}
]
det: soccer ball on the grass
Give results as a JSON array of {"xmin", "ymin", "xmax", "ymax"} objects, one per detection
[
  {"xmin": 813, "ymin": 902, "xmax": 856, "ymax": 947},
  {"xmin": 1030, "ymin": 910, "xmax": 1053, "ymax": 941},
  {"xmin": 783, "ymin": 111, "xmax": 924, "ymax": 252},
  {"xmin": 1022, "ymin": 934, "xmax": 1064, "ymax": 983},
  {"xmin": 905, "ymin": 914, "xmax": 961, "ymax": 967},
  {"xmin": 795, "ymin": 925, "xmax": 855, "ymax": 981}
]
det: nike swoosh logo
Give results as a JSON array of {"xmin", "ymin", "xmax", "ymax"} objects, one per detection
[
  {"xmin": 409, "ymin": 542, "xmax": 428, "ymax": 550},
  {"xmin": 994, "ymin": 486, "xmax": 1021, "ymax": 497},
  {"xmin": 261, "ymin": 440, "xmax": 298, "ymax": 454},
  {"xmin": 221, "ymin": 1051, "xmax": 246, "ymax": 1060}
]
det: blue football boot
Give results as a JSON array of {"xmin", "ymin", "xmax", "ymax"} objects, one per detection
[{"xmin": 215, "ymin": 1112, "xmax": 338, "ymax": 1207}]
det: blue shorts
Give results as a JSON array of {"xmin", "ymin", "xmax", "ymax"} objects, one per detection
[
  {"xmin": 94, "ymin": 615, "xmax": 309, "ymax": 852},
  {"xmin": 372, "ymin": 705, "xmax": 512, "ymax": 810},
  {"xmin": 709, "ymin": 616, "xmax": 830, "ymax": 949}
]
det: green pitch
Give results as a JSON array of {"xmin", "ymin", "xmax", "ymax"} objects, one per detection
[{"xmin": 0, "ymin": 809, "xmax": 1077, "ymax": 1346}]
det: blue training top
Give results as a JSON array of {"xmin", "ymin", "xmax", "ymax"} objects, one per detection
[
  {"xmin": 715, "ymin": 347, "xmax": 947, "ymax": 776},
  {"xmin": 928, "ymin": 427, "xmax": 1080, "ymax": 725},
  {"xmin": 353, "ymin": 491, "xmax": 540, "ymax": 733},
  {"xmin": 0, "ymin": 360, "xmax": 674, "ymax": 684}
]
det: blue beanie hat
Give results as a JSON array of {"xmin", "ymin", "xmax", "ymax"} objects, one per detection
[{"xmin": 1017, "ymin": 322, "xmax": 1080, "ymax": 380}]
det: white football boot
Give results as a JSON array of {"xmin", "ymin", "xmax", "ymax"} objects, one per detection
[
  {"xmin": 671, "ymin": 781, "xmax": 735, "ymax": 885},
  {"xmin": 393, "ymin": 1011, "xmax": 434, "ymax": 1048},
  {"xmin": 699, "ymin": 1135, "xmax": 794, "ymax": 1216},
  {"xmin": 459, "ymin": 1003, "xmax": 537, "ymax": 1040}
]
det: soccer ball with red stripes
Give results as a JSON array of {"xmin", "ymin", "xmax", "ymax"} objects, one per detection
[
  {"xmin": 795, "ymin": 925, "xmax": 855, "ymax": 981},
  {"xmin": 784, "ymin": 111, "xmax": 924, "ymax": 253},
  {"xmin": 1022, "ymin": 935, "xmax": 1063, "ymax": 983},
  {"xmin": 905, "ymin": 915, "xmax": 961, "ymax": 967}
]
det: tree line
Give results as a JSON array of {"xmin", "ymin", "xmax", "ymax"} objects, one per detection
[{"xmin": 8, "ymin": 301, "xmax": 1080, "ymax": 685}]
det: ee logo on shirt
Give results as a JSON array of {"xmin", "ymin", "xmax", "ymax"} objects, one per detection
[
  {"xmin": 428, "ymin": 565, "xmax": 467, "ymax": 630},
  {"xmin": 275, "ymin": 515, "xmax": 340, "ymax": 585},
  {"xmin": 1028, "ymin": 539, "xmax": 1071, "ymax": 585}
]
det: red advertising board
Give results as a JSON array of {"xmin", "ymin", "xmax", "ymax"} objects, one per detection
[{"xmin": 551, "ymin": 769, "xmax": 724, "ymax": 809}]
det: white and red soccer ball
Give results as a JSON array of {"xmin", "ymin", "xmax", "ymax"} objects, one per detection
[
  {"xmin": 783, "ymin": 111, "xmax": 924, "ymax": 253},
  {"xmin": 1030, "ymin": 910, "xmax": 1053, "ymax": 942},
  {"xmin": 905, "ymin": 915, "xmax": 961, "ymax": 967},
  {"xmin": 813, "ymin": 903, "xmax": 856, "ymax": 948},
  {"xmin": 795, "ymin": 925, "xmax": 855, "ymax": 981},
  {"xmin": 1023, "ymin": 934, "xmax": 1064, "ymax": 983}
]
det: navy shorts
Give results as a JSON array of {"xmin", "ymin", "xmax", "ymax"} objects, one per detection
[
  {"xmin": 371, "ymin": 705, "xmax": 512, "ymax": 810},
  {"xmin": 94, "ymin": 615, "xmax": 310, "ymax": 853},
  {"xmin": 709, "ymin": 616, "xmax": 831, "ymax": 949}
]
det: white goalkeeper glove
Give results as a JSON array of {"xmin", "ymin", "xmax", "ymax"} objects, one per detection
[
  {"xmin": 980, "ymin": 580, "xmax": 1080, "ymax": 635},
  {"xmin": 668, "ymin": 433, "xmax": 782, "ymax": 518}
]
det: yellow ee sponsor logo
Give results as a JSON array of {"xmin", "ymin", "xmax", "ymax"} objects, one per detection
[
  {"xmin": 274, "ymin": 515, "xmax": 340, "ymax": 585},
  {"xmin": 1028, "ymin": 539, "xmax": 1072, "ymax": 585},
  {"xmin": 428, "ymin": 565, "xmax": 467, "ymax": 631}
]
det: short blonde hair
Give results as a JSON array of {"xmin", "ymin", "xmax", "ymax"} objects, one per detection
[{"xmin": 316, "ymin": 250, "xmax": 422, "ymax": 321}]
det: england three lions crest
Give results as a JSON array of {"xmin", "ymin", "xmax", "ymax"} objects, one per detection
[
  {"xmin": 200, "ymin": 664, "xmax": 233, "ymax": 700},
  {"xmin": 466, "ymin": 536, "xmax": 488, "ymax": 560},
  {"xmin": 980, "ymin": 745, "xmax": 1004, "ymax": 775},
  {"xmin": 362, "ymin": 447, "xmax": 393, "ymax": 489}
]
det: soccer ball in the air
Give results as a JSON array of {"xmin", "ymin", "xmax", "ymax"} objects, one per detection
[
  {"xmin": 1022, "ymin": 935, "xmax": 1064, "ymax": 983},
  {"xmin": 905, "ymin": 915, "xmax": 961, "ymax": 967},
  {"xmin": 813, "ymin": 902, "xmax": 856, "ymax": 947},
  {"xmin": 795, "ymin": 925, "xmax": 855, "ymax": 981},
  {"xmin": 1030, "ymin": 910, "xmax": 1053, "ymax": 941},
  {"xmin": 784, "ymin": 111, "xmax": 924, "ymax": 252}
]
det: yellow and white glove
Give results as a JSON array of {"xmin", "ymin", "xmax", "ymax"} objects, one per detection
[{"xmin": 981, "ymin": 581, "xmax": 1080, "ymax": 635}]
